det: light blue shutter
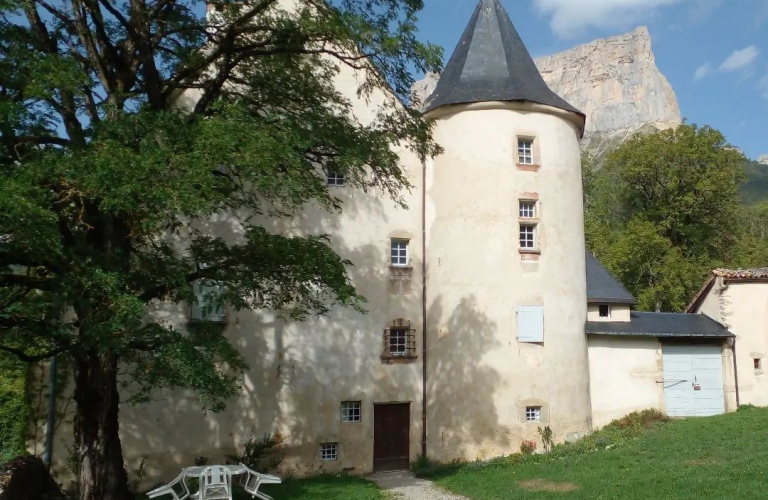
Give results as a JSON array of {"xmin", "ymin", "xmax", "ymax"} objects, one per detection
[
  {"xmin": 192, "ymin": 282, "xmax": 204, "ymax": 320},
  {"xmin": 517, "ymin": 306, "xmax": 544, "ymax": 343}
]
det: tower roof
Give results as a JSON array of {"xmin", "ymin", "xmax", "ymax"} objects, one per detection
[{"xmin": 424, "ymin": 0, "xmax": 584, "ymax": 128}]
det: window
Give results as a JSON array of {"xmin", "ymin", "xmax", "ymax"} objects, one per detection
[
  {"xmin": 320, "ymin": 443, "xmax": 338, "ymax": 461},
  {"xmin": 755, "ymin": 359, "xmax": 762, "ymax": 371},
  {"xmin": 341, "ymin": 401, "xmax": 362, "ymax": 423},
  {"xmin": 518, "ymin": 138, "xmax": 534, "ymax": 165},
  {"xmin": 390, "ymin": 239, "xmax": 409, "ymax": 267},
  {"xmin": 192, "ymin": 266, "xmax": 225, "ymax": 323},
  {"xmin": 599, "ymin": 304, "xmax": 611, "ymax": 318},
  {"xmin": 327, "ymin": 171, "xmax": 345, "ymax": 186},
  {"xmin": 383, "ymin": 319, "xmax": 416, "ymax": 358},
  {"xmin": 517, "ymin": 306, "xmax": 544, "ymax": 343},
  {"xmin": 519, "ymin": 224, "xmax": 537, "ymax": 250},
  {"xmin": 525, "ymin": 406, "xmax": 541, "ymax": 423},
  {"xmin": 519, "ymin": 200, "xmax": 537, "ymax": 219}
]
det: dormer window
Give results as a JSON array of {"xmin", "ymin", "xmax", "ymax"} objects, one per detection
[
  {"xmin": 599, "ymin": 304, "xmax": 611, "ymax": 318},
  {"xmin": 518, "ymin": 138, "xmax": 534, "ymax": 165}
]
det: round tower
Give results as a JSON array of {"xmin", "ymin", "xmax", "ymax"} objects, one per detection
[{"xmin": 423, "ymin": 0, "xmax": 590, "ymax": 461}]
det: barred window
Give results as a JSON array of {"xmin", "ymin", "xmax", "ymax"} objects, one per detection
[
  {"xmin": 526, "ymin": 406, "xmax": 541, "ymax": 423},
  {"xmin": 520, "ymin": 224, "xmax": 537, "ymax": 249},
  {"xmin": 320, "ymin": 443, "xmax": 338, "ymax": 461},
  {"xmin": 327, "ymin": 171, "xmax": 345, "ymax": 186},
  {"xmin": 383, "ymin": 319, "xmax": 416, "ymax": 358},
  {"xmin": 341, "ymin": 401, "xmax": 362, "ymax": 423},
  {"xmin": 518, "ymin": 139, "xmax": 534, "ymax": 165}
]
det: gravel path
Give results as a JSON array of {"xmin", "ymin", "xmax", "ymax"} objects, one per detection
[{"xmin": 369, "ymin": 471, "xmax": 470, "ymax": 500}]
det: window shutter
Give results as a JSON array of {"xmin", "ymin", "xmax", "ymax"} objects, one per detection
[{"xmin": 517, "ymin": 306, "xmax": 544, "ymax": 343}]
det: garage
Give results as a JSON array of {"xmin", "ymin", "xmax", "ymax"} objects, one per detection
[{"xmin": 662, "ymin": 344, "xmax": 726, "ymax": 417}]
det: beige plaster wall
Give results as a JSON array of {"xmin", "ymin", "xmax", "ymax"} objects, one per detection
[
  {"xmin": 715, "ymin": 282, "xmax": 768, "ymax": 407},
  {"xmin": 424, "ymin": 102, "xmax": 591, "ymax": 461},
  {"xmin": 587, "ymin": 336, "xmax": 663, "ymax": 427},
  {"xmin": 42, "ymin": 50, "xmax": 428, "ymax": 483},
  {"xmin": 587, "ymin": 303, "xmax": 631, "ymax": 322}
]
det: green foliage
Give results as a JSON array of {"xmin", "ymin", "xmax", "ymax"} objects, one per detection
[
  {"xmin": 0, "ymin": 0, "xmax": 441, "ymax": 496},
  {"xmin": 742, "ymin": 160, "xmax": 768, "ymax": 204},
  {"xmin": 537, "ymin": 425, "xmax": 554, "ymax": 452},
  {"xmin": 227, "ymin": 429, "xmax": 284, "ymax": 472},
  {"xmin": 0, "ymin": 352, "xmax": 29, "ymax": 462},
  {"xmin": 585, "ymin": 125, "xmax": 753, "ymax": 311}
]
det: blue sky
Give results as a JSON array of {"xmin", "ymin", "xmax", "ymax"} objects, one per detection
[{"xmin": 414, "ymin": 0, "xmax": 768, "ymax": 160}]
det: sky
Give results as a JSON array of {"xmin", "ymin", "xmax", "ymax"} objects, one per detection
[{"xmin": 414, "ymin": 0, "xmax": 768, "ymax": 160}]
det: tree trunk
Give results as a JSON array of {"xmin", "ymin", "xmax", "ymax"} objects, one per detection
[{"xmin": 73, "ymin": 351, "xmax": 132, "ymax": 500}]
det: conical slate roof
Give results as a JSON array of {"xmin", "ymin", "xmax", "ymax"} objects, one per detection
[{"xmin": 424, "ymin": 0, "xmax": 584, "ymax": 126}]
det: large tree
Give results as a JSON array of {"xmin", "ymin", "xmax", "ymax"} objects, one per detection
[
  {"xmin": 585, "ymin": 124, "xmax": 747, "ymax": 311},
  {"xmin": 0, "ymin": 1, "xmax": 441, "ymax": 498}
]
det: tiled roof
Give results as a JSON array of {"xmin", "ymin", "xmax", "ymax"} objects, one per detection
[
  {"xmin": 423, "ymin": 0, "xmax": 585, "ymax": 134},
  {"xmin": 713, "ymin": 268, "xmax": 768, "ymax": 280},
  {"xmin": 586, "ymin": 252, "xmax": 637, "ymax": 304},
  {"xmin": 587, "ymin": 312, "xmax": 732, "ymax": 338}
]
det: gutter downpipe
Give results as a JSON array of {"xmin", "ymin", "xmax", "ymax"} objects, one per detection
[
  {"xmin": 732, "ymin": 336, "xmax": 740, "ymax": 409},
  {"xmin": 43, "ymin": 354, "xmax": 57, "ymax": 468},
  {"xmin": 421, "ymin": 158, "xmax": 428, "ymax": 458}
]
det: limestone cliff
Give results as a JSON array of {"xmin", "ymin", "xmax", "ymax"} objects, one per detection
[
  {"xmin": 535, "ymin": 26, "xmax": 681, "ymax": 158},
  {"xmin": 758, "ymin": 155, "xmax": 768, "ymax": 166},
  {"xmin": 412, "ymin": 26, "xmax": 682, "ymax": 159}
]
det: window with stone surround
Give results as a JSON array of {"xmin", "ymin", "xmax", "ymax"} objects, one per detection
[
  {"xmin": 341, "ymin": 401, "xmax": 362, "ymax": 423},
  {"xmin": 525, "ymin": 406, "xmax": 542, "ymax": 423},
  {"xmin": 382, "ymin": 319, "xmax": 416, "ymax": 360},
  {"xmin": 518, "ymin": 138, "xmax": 534, "ymax": 165},
  {"xmin": 390, "ymin": 239, "xmax": 409, "ymax": 267}
]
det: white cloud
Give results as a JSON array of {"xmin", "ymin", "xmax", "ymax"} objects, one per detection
[
  {"xmin": 532, "ymin": 0, "xmax": 694, "ymax": 38},
  {"xmin": 719, "ymin": 46, "xmax": 761, "ymax": 72},
  {"xmin": 693, "ymin": 62, "xmax": 712, "ymax": 82},
  {"xmin": 758, "ymin": 74, "xmax": 768, "ymax": 100}
]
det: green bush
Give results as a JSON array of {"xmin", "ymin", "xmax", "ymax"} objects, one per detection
[{"xmin": 0, "ymin": 353, "xmax": 29, "ymax": 462}]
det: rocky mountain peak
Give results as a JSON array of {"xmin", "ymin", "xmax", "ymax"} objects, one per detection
[{"xmin": 412, "ymin": 26, "xmax": 682, "ymax": 160}]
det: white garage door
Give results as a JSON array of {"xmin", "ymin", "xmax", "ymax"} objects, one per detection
[{"xmin": 662, "ymin": 344, "xmax": 725, "ymax": 417}]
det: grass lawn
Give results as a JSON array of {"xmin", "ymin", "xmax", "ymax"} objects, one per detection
[
  {"xmin": 137, "ymin": 474, "xmax": 385, "ymax": 500},
  {"xmin": 423, "ymin": 407, "xmax": 768, "ymax": 499}
]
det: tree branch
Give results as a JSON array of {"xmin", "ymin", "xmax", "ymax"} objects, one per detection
[{"xmin": 0, "ymin": 344, "xmax": 70, "ymax": 362}]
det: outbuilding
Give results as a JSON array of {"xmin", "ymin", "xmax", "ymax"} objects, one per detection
[{"xmin": 585, "ymin": 253, "xmax": 737, "ymax": 427}]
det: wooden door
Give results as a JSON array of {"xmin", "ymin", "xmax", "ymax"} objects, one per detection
[{"xmin": 373, "ymin": 403, "xmax": 410, "ymax": 471}]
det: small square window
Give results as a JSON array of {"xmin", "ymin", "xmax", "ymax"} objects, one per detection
[
  {"xmin": 599, "ymin": 304, "xmax": 611, "ymax": 318},
  {"xmin": 518, "ymin": 139, "xmax": 534, "ymax": 165},
  {"xmin": 341, "ymin": 401, "xmax": 361, "ymax": 423},
  {"xmin": 320, "ymin": 443, "xmax": 338, "ymax": 461},
  {"xmin": 525, "ymin": 406, "xmax": 541, "ymax": 423},
  {"xmin": 390, "ymin": 239, "xmax": 409, "ymax": 267},
  {"xmin": 519, "ymin": 200, "xmax": 537, "ymax": 219},
  {"xmin": 755, "ymin": 359, "xmax": 762, "ymax": 371},
  {"xmin": 327, "ymin": 171, "xmax": 345, "ymax": 186},
  {"xmin": 520, "ymin": 224, "xmax": 537, "ymax": 249}
]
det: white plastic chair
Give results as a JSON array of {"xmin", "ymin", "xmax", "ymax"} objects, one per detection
[
  {"xmin": 239, "ymin": 463, "xmax": 282, "ymax": 500},
  {"xmin": 199, "ymin": 466, "xmax": 233, "ymax": 500},
  {"xmin": 146, "ymin": 469, "xmax": 196, "ymax": 500}
]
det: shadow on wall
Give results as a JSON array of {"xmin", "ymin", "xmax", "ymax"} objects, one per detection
[
  {"xmin": 427, "ymin": 295, "xmax": 508, "ymax": 462},
  {"xmin": 114, "ymin": 186, "xmax": 420, "ymax": 482}
]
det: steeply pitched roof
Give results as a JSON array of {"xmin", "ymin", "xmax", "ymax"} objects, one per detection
[
  {"xmin": 423, "ymin": 0, "xmax": 584, "ymax": 128},
  {"xmin": 586, "ymin": 252, "xmax": 636, "ymax": 305},
  {"xmin": 587, "ymin": 312, "xmax": 732, "ymax": 338}
]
